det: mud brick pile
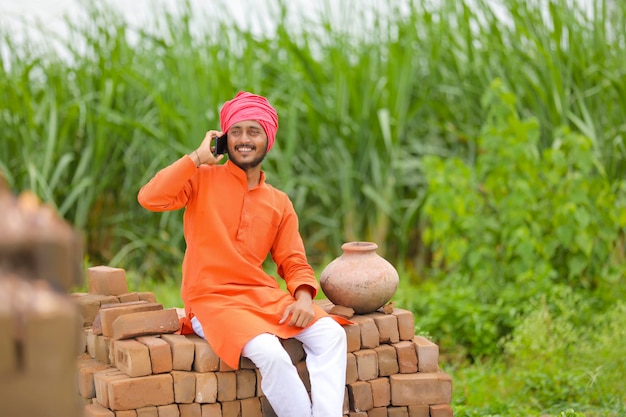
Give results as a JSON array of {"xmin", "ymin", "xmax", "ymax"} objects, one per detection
[
  {"xmin": 0, "ymin": 179, "xmax": 84, "ymax": 417},
  {"xmin": 75, "ymin": 266, "xmax": 453, "ymax": 417}
]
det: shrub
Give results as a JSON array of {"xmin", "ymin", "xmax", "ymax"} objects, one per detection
[{"xmin": 418, "ymin": 80, "xmax": 626, "ymax": 358}]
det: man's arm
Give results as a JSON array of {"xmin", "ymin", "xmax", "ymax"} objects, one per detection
[
  {"xmin": 137, "ymin": 156, "xmax": 196, "ymax": 212},
  {"xmin": 138, "ymin": 131, "xmax": 224, "ymax": 212},
  {"xmin": 271, "ymin": 199, "xmax": 320, "ymax": 298}
]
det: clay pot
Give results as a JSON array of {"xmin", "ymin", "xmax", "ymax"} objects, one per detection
[{"xmin": 320, "ymin": 241, "xmax": 399, "ymax": 314}]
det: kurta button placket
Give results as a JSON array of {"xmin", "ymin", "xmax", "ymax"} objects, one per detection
[{"xmin": 237, "ymin": 194, "xmax": 249, "ymax": 243}]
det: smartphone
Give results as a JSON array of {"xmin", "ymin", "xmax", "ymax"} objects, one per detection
[{"xmin": 214, "ymin": 134, "xmax": 227, "ymax": 156}]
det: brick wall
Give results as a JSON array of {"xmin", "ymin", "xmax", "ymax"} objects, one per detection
[{"xmin": 75, "ymin": 266, "xmax": 454, "ymax": 417}]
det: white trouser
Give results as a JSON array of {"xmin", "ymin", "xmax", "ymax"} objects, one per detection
[{"xmin": 191, "ymin": 316, "xmax": 347, "ymax": 417}]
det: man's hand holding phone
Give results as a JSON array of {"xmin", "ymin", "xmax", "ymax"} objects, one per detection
[{"xmin": 190, "ymin": 130, "xmax": 226, "ymax": 167}]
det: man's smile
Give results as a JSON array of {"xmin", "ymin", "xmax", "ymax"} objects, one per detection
[{"xmin": 235, "ymin": 145, "xmax": 255, "ymax": 153}]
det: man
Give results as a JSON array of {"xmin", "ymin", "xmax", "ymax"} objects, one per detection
[{"xmin": 138, "ymin": 91, "xmax": 348, "ymax": 417}]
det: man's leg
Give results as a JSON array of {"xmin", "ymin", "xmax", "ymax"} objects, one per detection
[
  {"xmin": 242, "ymin": 333, "xmax": 313, "ymax": 417},
  {"xmin": 295, "ymin": 317, "xmax": 347, "ymax": 417},
  {"xmin": 192, "ymin": 318, "xmax": 312, "ymax": 417}
]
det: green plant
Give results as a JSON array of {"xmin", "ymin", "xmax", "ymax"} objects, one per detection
[
  {"xmin": 418, "ymin": 80, "xmax": 626, "ymax": 358},
  {"xmin": 4, "ymin": 0, "xmax": 626, "ymax": 280},
  {"xmin": 559, "ymin": 411, "xmax": 586, "ymax": 417}
]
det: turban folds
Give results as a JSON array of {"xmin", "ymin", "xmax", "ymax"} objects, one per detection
[{"xmin": 219, "ymin": 92, "xmax": 279, "ymax": 152}]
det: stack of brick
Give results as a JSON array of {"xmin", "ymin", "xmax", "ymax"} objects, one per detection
[
  {"xmin": 75, "ymin": 266, "xmax": 454, "ymax": 417},
  {"xmin": 0, "ymin": 179, "xmax": 84, "ymax": 417}
]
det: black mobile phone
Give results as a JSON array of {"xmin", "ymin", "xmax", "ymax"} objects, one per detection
[{"xmin": 214, "ymin": 134, "xmax": 227, "ymax": 156}]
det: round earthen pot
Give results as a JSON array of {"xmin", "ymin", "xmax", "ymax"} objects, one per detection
[{"xmin": 320, "ymin": 241, "xmax": 399, "ymax": 314}]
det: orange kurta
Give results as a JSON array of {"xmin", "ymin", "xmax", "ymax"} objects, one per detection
[{"xmin": 138, "ymin": 156, "xmax": 337, "ymax": 369}]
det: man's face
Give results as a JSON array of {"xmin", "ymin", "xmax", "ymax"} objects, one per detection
[{"xmin": 226, "ymin": 120, "xmax": 268, "ymax": 171}]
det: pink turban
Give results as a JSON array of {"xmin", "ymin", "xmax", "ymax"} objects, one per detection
[{"xmin": 219, "ymin": 91, "xmax": 279, "ymax": 152}]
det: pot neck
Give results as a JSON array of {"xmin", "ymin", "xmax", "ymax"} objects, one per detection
[{"xmin": 341, "ymin": 241, "xmax": 378, "ymax": 254}]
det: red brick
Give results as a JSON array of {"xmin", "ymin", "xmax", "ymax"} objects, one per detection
[
  {"xmin": 100, "ymin": 302, "xmax": 163, "ymax": 337},
  {"xmin": 0, "ymin": 371, "xmax": 81, "ymax": 417},
  {"xmin": 240, "ymin": 356, "xmax": 256, "ymax": 370},
  {"xmin": 429, "ymin": 404, "xmax": 453, "ymax": 417},
  {"xmin": 354, "ymin": 349, "xmax": 378, "ymax": 381},
  {"xmin": 413, "ymin": 336, "xmax": 439, "ymax": 373},
  {"xmin": 296, "ymin": 360, "xmax": 311, "ymax": 391},
  {"xmin": 185, "ymin": 334, "xmax": 219, "ymax": 372},
  {"xmin": 346, "ymin": 352, "xmax": 358, "ymax": 384},
  {"xmin": 368, "ymin": 407, "xmax": 388, "ymax": 417},
  {"xmin": 387, "ymin": 406, "xmax": 409, "ymax": 417},
  {"xmin": 112, "ymin": 309, "xmax": 180, "ymax": 340},
  {"xmin": 195, "ymin": 372, "xmax": 218, "ymax": 403},
  {"xmin": 393, "ymin": 341, "xmax": 418, "ymax": 374},
  {"xmin": 95, "ymin": 334, "xmax": 113, "ymax": 365},
  {"xmin": 375, "ymin": 344, "xmax": 399, "ymax": 377},
  {"xmin": 0, "ymin": 298, "xmax": 15, "ymax": 374},
  {"xmin": 158, "ymin": 404, "xmax": 180, "ymax": 417},
  {"xmin": 91, "ymin": 310, "xmax": 105, "ymax": 335},
  {"xmin": 350, "ymin": 413, "xmax": 368, "ymax": 417},
  {"xmin": 86, "ymin": 327, "xmax": 97, "ymax": 358},
  {"xmin": 260, "ymin": 396, "xmax": 277, "ymax": 417},
  {"xmin": 113, "ymin": 339, "xmax": 152, "ymax": 377},
  {"xmin": 101, "ymin": 300, "xmax": 146, "ymax": 309},
  {"xmin": 116, "ymin": 410, "xmax": 139, "ymax": 417},
  {"xmin": 74, "ymin": 294, "xmax": 120, "ymax": 326},
  {"xmin": 389, "ymin": 372, "xmax": 452, "ymax": 406},
  {"xmin": 351, "ymin": 316, "xmax": 380, "ymax": 349},
  {"xmin": 137, "ymin": 292, "xmax": 158, "ymax": 303},
  {"xmin": 280, "ymin": 338, "xmax": 306, "ymax": 364},
  {"xmin": 330, "ymin": 304, "xmax": 355, "ymax": 318},
  {"xmin": 118, "ymin": 293, "xmax": 140, "ymax": 303},
  {"xmin": 77, "ymin": 357, "xmax": 112, "ymax": 399},
  {"xmin": 236, "ymin": 369, "xmax": 257, "ymax": 399},
  {"xmin": 172, "ymin": 370, "xmax": 197, "ymax": 403},
  {"xmin": 344, "ymin": 322, "xmax": 362, "ymax": 352},
  {"xmin": 348, "ymin": 380, "xmax": 374, "ymax": 412},
  {"xmin": 200, "ymin": 403, "xmax": 221, "ymax": 417},
  {"xmin": 136, "ymin": 336, "xmax": 173, "ymax": 374},
  {"xmin": 370, "ymin": 377, "xmax": 390, "ymax": 408},
  {"xmin": 367, "ymin": 407, "xmax": 387, "ymax": 417},
  {"xmin": 85, "ymin": 327, "xmax": 96, "ymax": 352},
  {"xmin": 220, "ymin": 359, "xmax": 236, "ymax": 372},
  {"xmin": 88, "ymin": 266, "xmax": 129, "ymax": 296},
  {"xmin": 370, "ymin": 312, "xmax": 400, "ymax": 344},
  {"xmin": 161, "ymin": 334, "xmax": 195, "ymax": 371},
  {"xmin": 221, "ymin": 400, "xmax": 241, "ymax": 417},
  {"xmin": 240, "ymin": 397, "xmax": 262, "ymax": 417},
  {"xmin": 79, "ymin": 326, "xmax": 88, "ymax": 353},
  {"xmin": 0, "ymin": 332, "xmax": 18, "ymax": 375},
  {"xmin": 107, "ymin": 374, "xmax": 175, "ymax": 411},
  {"xmin": 391, "ymin": 309, "xmax": 415, "ymax": 341},
  {"xmin": 217, "ymin": 372, "xmax": 237, "ymax": 402},
  {"xmin": 94, "ymin": 369, "xmax": 127, "ymax": 408},
  {"xmin": 137, "ymin": 406, "xmax": 158, "ymax": 417},
  {"xmin": 85, "ymin": 402, "xmax": 115, "ymax": 417},
  {"xmin": 407, "ymin": 404, "xmax": 430, "ymax": 417},
  {"xmin": 23, "ymin": 290, "xmax": 81, "ymax": 375},
  {"xmin": 254, "ymin": 368, "xmax": 264, "ymax": 396},
  {"xmin": 179, "ymin": 403, "xmax": 201, "ymax": 417}
]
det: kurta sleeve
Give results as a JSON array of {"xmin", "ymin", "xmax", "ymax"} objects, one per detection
[
  {"xmin": 138, "ymin": 155, "xmax": 198, "ymax": 212},
  {"xmin": 271, "ymin": 197, "xmax": 319, "ymax": 298}
]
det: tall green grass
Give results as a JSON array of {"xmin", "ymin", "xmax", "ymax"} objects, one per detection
[{"xmin": 2, "ymin": 0, "xmax": 625, "ymax": 279}]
